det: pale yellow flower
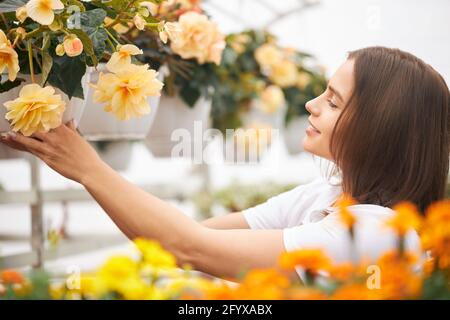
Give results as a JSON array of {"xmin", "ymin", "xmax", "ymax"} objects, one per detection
[
  {"xmin": 255, "ymin": 44, "xmax": 284, "ymax": 69},
  {"xmin": 133, "ymin": 14, "xmax": 146, "ymax": 31},
  {"xmin": 106, "ymin": 44, "xmax": 143, "ymax": 73},
  {"xmin": 169, "ymin": 12, "xmax": 225, "ymax": 65},
  {"xmin": 297, "ymin": 72, "xmax": 312, "ymax": 90},
  {"xmin": 158, "ymin": 21, "xmax": 182, "ymax": 44},
  {"xmin": 25, "ymin": 0, "xmax": 64, "ymax": 26},
  {"xmin": 15, "ymin": 6, "xmax": 28, "ymax": 23},
  {"xmin": 259, "ymin": 85, "xmax": 285, "ymax": 113},
  {"xmin": 269, "ymin": 60, "xmax": 299, "ymax": 88},
  {"xmin": 3, "ymin": 84, "xmax": 66, "ymax": 136},
  {"xmin": 63, "ymin": 34, "xmax": 83, "ymax": 57},
  {"xmin": 0, "ymin": 29, "xmax": 20, "ymax": 81},
  {"xmin": 92, "ymin": 63, "xmax": 164, "ymax": 120}
]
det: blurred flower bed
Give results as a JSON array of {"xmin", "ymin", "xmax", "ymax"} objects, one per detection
[{"xmin": 1, "ymin": 196, "xmax": 449, "ymax": 300}]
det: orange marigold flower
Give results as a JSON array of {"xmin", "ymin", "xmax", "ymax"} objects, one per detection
[
  {"xmin": 421, "ymin": 200, "xmax": 450, "ymax": 269},
  {"xmin": 386, "ymin": 202, "xmax": 423, "ymax": 236},
  {"xmin": 336, "ymin": 194, "xmax": 358, "ymax": 229},
  {"xmin": 331, "ymin": 283, "xmax": 380, "ymax": 300},
  {"xmin": 286, "ymin": 287, "xmax": 328, "ymax": 300},
  {"xmin": 328, "ymin": 262, "xmax": 355, "ymax": 282},
  {"xmin": 0, "ymin": 269, "xmax": 25, "ymax": 285},
  {"xmin": 278, "ymin": 249, "xmax": 332, "ymax": 275}
]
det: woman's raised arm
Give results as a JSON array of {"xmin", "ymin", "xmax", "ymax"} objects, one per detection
[{"xmin": 0, "ymin": 124, "xmax": 285, "ymax": 279}]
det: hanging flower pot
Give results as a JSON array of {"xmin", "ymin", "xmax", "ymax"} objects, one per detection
[
  {"xmin": 0, "ymin": 73, "xmax": 90, "ymax": 136},
  {"xmin": 78, "ymin": 64, "xmax": 163, "ymax": 141},
  {"xmin": 222, "ymin": 98, "xmax": 285, "ymax": 164},
  {"xmin": 145, "ymin": 95, "xmax": 211, "ymax": 158},
  {"xmin": 283, "ymin": 115, "xmax": 309, "ymax": 155}
]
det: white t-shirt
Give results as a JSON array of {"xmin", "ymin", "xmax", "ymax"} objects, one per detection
[{"xmin": 242, "ymin": 176, "xmax": 421, "ymax": 275}]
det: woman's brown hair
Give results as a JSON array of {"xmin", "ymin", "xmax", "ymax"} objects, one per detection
[{"xmin": 328, "ymin": 46, "xmax": 450, "ymax": 212}]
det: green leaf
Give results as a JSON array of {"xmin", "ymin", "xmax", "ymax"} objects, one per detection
[
  {"xmin": 0, "ymin": 78, "xmax": 25, "ymax": 94},
  {"xmin": 41, "ymin": 51, "xmax": 53, "ymax": 86},
  {"xmin": 0, "ymin": 0, "xmax": 27, "ymax": 12},
  {"xmin": 47, "ymin": 55, "xmax": 86, "ymax": 99},
  {"xmin": 78, "ymin": 9, "xmax": 108, "ymax": 60}
]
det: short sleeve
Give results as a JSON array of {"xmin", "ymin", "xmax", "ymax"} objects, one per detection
[
  {"xmin": 242, "ymin": 177, "xmax": 326, "ymax": 230},
  {"xmin": 283, "ymin": 207, "xmax": 422, "ymax": 266}
]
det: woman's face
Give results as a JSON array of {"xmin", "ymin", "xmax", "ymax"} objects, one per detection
[{"xmin": 303, "ymin": 59, "xmax": 355, "ymax": 161}]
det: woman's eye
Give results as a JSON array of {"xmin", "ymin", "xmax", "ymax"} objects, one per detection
[{"xmin": 327, "ymin": 100, "xmax": 338, "ymax": 109}]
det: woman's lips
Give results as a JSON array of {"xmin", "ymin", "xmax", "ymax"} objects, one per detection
[{"xmin": 307, "ymin": 120, "xmax": 321, "ymax": 135}]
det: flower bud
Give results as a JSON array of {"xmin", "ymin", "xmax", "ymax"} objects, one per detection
[
  {"xmin": 63, "ymin": 34, "xmax": 83, "ymax": 57},
  {"xmin": 15, "ymin": 6, "xmax": 28, "ymax": 23}
]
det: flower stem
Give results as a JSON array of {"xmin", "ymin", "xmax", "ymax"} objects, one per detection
[
  {"xmin": 27, "ymin": 40, "xmax": 36, "ymax": 84},
  {"xmin": 104, "ymin": 28, "xmax": 121, "ymax": 46}
]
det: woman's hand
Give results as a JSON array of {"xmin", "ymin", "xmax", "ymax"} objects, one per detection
[{"xmin": 0, "ymin": 121, "xmax": 103, "ymax": 184}]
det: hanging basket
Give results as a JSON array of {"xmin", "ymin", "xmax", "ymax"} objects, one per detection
[
  {"xmin": 0, "ymin": 73, "xmax": 90, "ymax": 135},
  {"xmin": 78, "ymin": 64, "xmax": 162, "ymax": 141},
  {"xmin": 92, "ymin": 141, "xmax": 134, "ymax": 171},
  {"xmin": 145, "ymin": 95, "xmax": 211, "ymax": 158}
]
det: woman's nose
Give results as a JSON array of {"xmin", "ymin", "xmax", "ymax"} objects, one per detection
[{"xmin": 305, "ymin": 97, "xmax": 320, "ymax": 116}]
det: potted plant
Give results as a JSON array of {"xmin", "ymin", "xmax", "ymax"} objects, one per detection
[
  {"xmin": 0, "ymin": 0, "xmax": 164, "ymax": 142},
  {"xmin": 211, "ymin": 30, "xmax": 327, "ymax": 160},
  {"xmin": 127, "ymin": 0, "xmax": 225, "ymax": 157}
]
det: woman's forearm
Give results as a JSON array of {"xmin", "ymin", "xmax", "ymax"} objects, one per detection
[{"xmin": 80, "ymin": 161, "xmax": 203, "ymax": 265}]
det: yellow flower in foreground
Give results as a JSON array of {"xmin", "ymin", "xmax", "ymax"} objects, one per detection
[
  {"xmin": 4, "ymin": 84, "xmax": 66, "ymax": 136},
  {"xmin": 278, "ymin": 248, "xmax": 332, "ymax": 275},
  {"xmin": 106, "ymin": 44, "xmax": 143, "ymax": 73},
  {"xmin": 386, "ymin": 202, "xmax": 423, "ymax": 237},
  {"xmin": 169, "ymin": 12, "xmax": 225, "ymax": 65},
  {"xmin": 421, "ymin": 200, "xmax": 450, "ymax": 270},
  {"xmin": 259, "ymin": 85, "xmax": 285, "ymax": 113},
  {"xmin": 134, "ymin": 238, "xmax": 177, "ymax": 269},
  {"xmin": 0, "ymin": 29, "xmax": 20, "ymax": 81},
  {"xmin": 92, "ymin": 63, "xmax": 163, "ymax": 120},
  {"xmin": 25, "ymin": 0, "xmax": 64, "ymax": 25},
  {"xmin": 255, "ymin": 44, "xmax": 283, "ymax": 69}
]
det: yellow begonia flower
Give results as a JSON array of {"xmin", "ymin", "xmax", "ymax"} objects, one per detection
[
  {"xmin": 92, "ymin": 63, "xmax": 164, "ymax": 120},
  {"xmin": 259, "ymin": 85, "xmax": 285, "ymax": 113},
  {"xmin": 4, "ymin": 84, "xmax": 66, "ymax": 136},
  {"xmin": 25, "ymin": 0, "xmax": 64, "ymax": 26},
  {"xmin": 159, "ymin": 21, "xmax": 182, "ymax": 44},
  {"xmin": 106, "ymin": 44, "xmax": 143, "ymax": 73},
  {"xmin": 0, "ymin": 29, "xmax": 20, "ymax": 81},
  {"xmin": 169, "ymin": 12, "xmax": 225, "ymax": 65},
  {"xmin": 255, "ymin": 44, "xmax": 284, "ymax": 69},
  {"xmin": 268, "ymin": 60, "xmax": 299, "ymax": 88},
  {"xmin": 133, "ymin": 14, "xmax": 146, "ymax": 31}
]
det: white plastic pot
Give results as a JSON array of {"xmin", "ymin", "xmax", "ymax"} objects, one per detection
[
  {"xmin": 283, "ymin": 115, "xmax": 309, "ymax": 155},
  {"xmin": 0, "ymin": 73, "xmax": 90, "ymax": 134},
  {"xmin": 79, "ymin": 64, "xmax": 162, "ymax": 141},
  {"xmin": 145, "ymin": 95, "xmax": 211, "ymax": 158}
]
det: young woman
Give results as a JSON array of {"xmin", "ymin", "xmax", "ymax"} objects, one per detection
[{"xmin": 1, "ymin": 47, "xmax": 449, "ymax": 280}]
